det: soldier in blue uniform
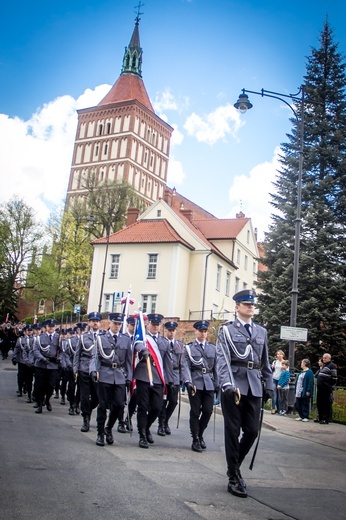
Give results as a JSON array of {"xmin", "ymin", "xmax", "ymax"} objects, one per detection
[
  {"xmin": 73, "ymin": 312, "xmax": 100, "ymax": 432},
  {"xmin": 133, "ymin": 313, "xmax": 175, "ymax": 449},
  {"xmin": 32, "ymin": 319, "xmax": 60, "ymax": 413},
  {"xmin": 216, "ymin": 289, "xmax": 273, "ymax": 498},
  {"xmin": 89, "ymin": 313, "xmax": 133, "ymax": 447},
  {"xmin": 12, "ymin": 326, "xmax": 28, "ymax": 397},
  {"xmin": 157, "ymin": 321, "xmax": 192, "ymax": 436},
  {"xmin": 184, "ymin": 320, "xmax": 218, "ymax": 453}
]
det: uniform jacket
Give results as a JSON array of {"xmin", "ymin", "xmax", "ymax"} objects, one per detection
[
  {"xmin": 33, "ymin": 332, "xmax": 60, "ymax": 370},
  {"xmin": 12, "ymin": 335, "xmax": 29, "ymax": 365},
  {"xmin": 73, "ymin": 330, "xmax": 96, "ymax": 374},
  {"xmin": 217, "ymin": 318, "xmax": 273, "ymax": 398},
  {"xmin": 89, "ymin": 331, "xmax": 132, "ymax": 385},
  {"xmin": 133, "ymin": 333, "xmax": 175, "ymax": 385},
  {"xmin": 168, "ymin": 339, "xmax": 191, "ymax": 386},
  {"xmin": 184, "ymin": 340, "xmax": 218, "ymax": 392}
]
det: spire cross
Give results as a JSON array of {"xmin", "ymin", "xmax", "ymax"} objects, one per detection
[{"xmin": 134, "ymin": 1, "xmax": 144, "ymax": 24}]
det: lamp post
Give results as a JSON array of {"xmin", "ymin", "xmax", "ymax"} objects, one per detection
[
  {"xmin": 88, "ymin": 214, "xmax": 111, "ymax": 314},
  {"xmin": 234, "ymin": 86, "xmax": 305, "ymax": 410}
]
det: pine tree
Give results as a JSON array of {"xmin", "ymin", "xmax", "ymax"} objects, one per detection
[{"xmin": 257, "ymin": 21, "xmax": 346, "ymax": 382}]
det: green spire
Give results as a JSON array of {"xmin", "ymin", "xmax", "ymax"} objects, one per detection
[{"xmin": 121, "ymin": 4, "xmax": 143, "ymax": 77}]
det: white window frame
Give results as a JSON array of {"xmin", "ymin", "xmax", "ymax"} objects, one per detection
[
  {"xmin": 110, "ymin": 254, "xmax": 120, "ymax": 279},
  {"xmin": 147, "ymin": 253, "xmax": 158, "ymax": 279}
]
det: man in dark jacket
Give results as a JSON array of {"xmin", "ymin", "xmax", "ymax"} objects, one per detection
[{"xmin": 316, "ymin": 353, "xmax": 337, "ymax": 424}]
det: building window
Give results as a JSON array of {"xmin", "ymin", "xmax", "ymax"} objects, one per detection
[
  {"xmin": 216, "ymin": 264, "xmax": 222, "ymax": 291},
  {"xmin": 212, "ymin": 304, "xmax": 219, "ymax": 318},
  {"xmin": 147, "ymin": 254, "xmax": 158, "ymax": 279},
  {"xmin": 236, "ymin": 249, "xmax": 241, "ymax": 265},
  {"xmin": 106, "ymin": 122, "xmax": 111, "ymax": 134},
  {"xmin": 110, "ymin": 254, "xmax": 120, "ymax": 279},
  {"xmin": 235, "ymin": 277, "xmax": 240, "ymax": 293},
  {"xmin": 225, "ymin": 271, "xmax": 231, "ymax": 297},
  {"xmin": 104, "ymin": 294, "xmax": 111, "ymax": 313},
  {"xmin": 95, "ymin": 145, "xmax": 99, "ymax": 157},
  {"xmin": 247, "ymin": 230, "xmax": 250, "ymax": 243},
  {"xmin": 142, "ymin": 294, "xmax": 157, "ymax": 314},
  {"xmin": 253, "ymin": 261, "xmax": 257, "ymax": 275},
  {"xmin": 243, "ymin": 282, "xmax": 248, "ymax": 289},
  {"xmin": 157, "ymin": 210, "xmax": 161, "ymax": 217},
  {"xmin": 150, "ymin": 155, "xmax": 154, "ymax": 167},
  {"xmin": 98, "ymin": 124, "xmax": 103, "ymax": 136},
  {"xmin": 244, "ymin": 255, "xmax": 248, "ymax": 270},
  {"xmin": 104, "ymin": 143, "xmax": 108, "ymax": 155}
]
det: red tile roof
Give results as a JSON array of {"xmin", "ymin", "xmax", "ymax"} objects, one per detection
[
  {"xmin": 97, "ymin": 73, "xmax": 154, "ymax": 112},
  {"xmin": 92, "ymin": 219, "xmax": 193, "ymax": 250},
  {"xmin": 192, "ymin": 218, "xmax": 250, "ymax": 239}
]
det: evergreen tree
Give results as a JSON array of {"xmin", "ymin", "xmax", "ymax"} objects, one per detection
[{"xmin": 257, "ymin": 21, "xmax": 346, "ymax": 382}]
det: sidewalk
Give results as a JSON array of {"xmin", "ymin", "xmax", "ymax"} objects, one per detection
[
  {"xmin": 180, "ymin": 392, "xmax": 346, "ymax": 452},
  {"xmin": 262, "ymin": 409, "xmax": 346, "ymax": 451}
]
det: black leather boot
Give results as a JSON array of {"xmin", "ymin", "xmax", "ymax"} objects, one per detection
[
  {"xmin": 146, "ymin": 429, "xmax": 154, "ymax": 444},
  {"xmin": 96, "ymin": 433, "xmax": 105, "ymax": 446},
  {"xmin": 117, "ymin": 421, "xmax": 127, "ymax": 434},
  {"xmin": 164, "ymin": 422, "xmax": 171, "ymax": 435},
  {"xmin": 81, "ymin": 415, "xmax": 90, "ymax": 432},
  {"xmin": 157, "ymin": 420, "xmax": 166, "ymax": 436},
  {"xmin": 105, "ymin": 426, "xmax": 114, "ymax": 445},
  {"xmin": 139, "ymin": 429, "xmax": 149, "ymax": 449},
  {"xmin": 35, "ymin": 403, "xmax": 43, "ymax": 414},
  {"xmin": 191, "ymin": 437, "xmax": 203, "ymax": 453},
  {"xmin": 68, "ymin": 406, "xmax": 75, "ymax": 415},
  {"xmin": 227, "ymin": 469, "xmax": 247, "ymax": 498}
]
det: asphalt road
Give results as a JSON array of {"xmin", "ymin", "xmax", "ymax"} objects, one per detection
[{"xmin": 1, "ymin": 359, "xmax": 345, "ymax": 520}]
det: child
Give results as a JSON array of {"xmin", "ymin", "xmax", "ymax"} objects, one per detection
[{"xmin": 277, "ymin": 361, "xmax": 290, "ymax": 415}]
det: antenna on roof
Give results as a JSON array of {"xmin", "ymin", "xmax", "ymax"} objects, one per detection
[
  {"xmin": 134, "ymin": 1, "xmax": 144, "ymax": 24},
  {"xmin": 239, "ymin": 199, "xmax": 243, "ymax": 211}
]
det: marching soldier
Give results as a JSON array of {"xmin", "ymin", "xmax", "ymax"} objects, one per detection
[
  {"xmin": 12, "ymin": 326, "xmax": 28, "ymax": 397},
  {"xmin": 73, "ymin": 312, "xmax": 100, "ymax": 433},
  {"xmin": 216, "ymin": 289, "xmax": 273, "ymax": 498},
  {"xmin": 89, "ymin": 313, "xmax": 132, "ymax": 447},
  {"xmin": 133, "ymin": 313, "xmax": 175, "ymax": 449},
  {"xmin": 32, "ymin": 319, "xmax": 60, "ymax": 413},
  {"xmin": 184, "ymin": 320, "xmax": 218, "ymax": 453},
  {"xmin": 157, "ymin": 321, "xmax": 192, "ymax": 436}
]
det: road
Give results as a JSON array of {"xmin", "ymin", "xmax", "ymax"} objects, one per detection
[{"xmin": 1, "ymin": 359, "xmax": 345, "ymax": 520}]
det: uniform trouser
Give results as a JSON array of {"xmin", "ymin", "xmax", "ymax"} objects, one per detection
[
  {"xmin": 317, "ymin": 387, "xmax": 332, "ymax": 422},
  {"xmin": 78, "ymin": 370, "xmax": 98, "ymax": 417},
  {"xmin": 136, "ymin": 380, "xmax": 163, "ymax": 434},
  {"xmin": 96, "ymin": 382, "xmax": 126, "ymax": 433},
  {"xmin": 221, "ymin": 391, "xmax": 261, "ymax": 474},
  {"xmin": 66, "ymin": 369, "xmax": 76, "ymax": 406},
  {"xmin": 188, "ymin": 388, "xmax": 214, "ymax": 439},
  {"xmin": 25, "ymin": 366, "xmax": 34, "ymax": 396},
  {"xmin": 159, "ymin": 384, "xmax": 180, "ymax": 424},
  {"xmin": 60, "ymin": 368, "xmax": 68, "ymax": 397},
  {"xmin": 34, "ymin": 367, "xmax": 59, "ymax": 404},
  {"xmin": 17, "ymin": 363, "xmax": 27, "ymax": 392}
]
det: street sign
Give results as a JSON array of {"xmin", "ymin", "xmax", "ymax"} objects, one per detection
[
  {"xmin": 74, "ymin": 304, "xmax": 81, "ymax": 314},
  {"xmin": 280, "ymin": 326, "xmax": 308, "ymax": 342}
]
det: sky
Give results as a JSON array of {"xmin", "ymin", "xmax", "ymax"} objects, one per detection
[{"xmin": 1, "ymin": 0, "xmax": 346, "ymax": 240}]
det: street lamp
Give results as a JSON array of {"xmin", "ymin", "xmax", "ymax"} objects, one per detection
[{"xmin": 234, "ymin": 86, "xmax": 305, "ymax": 410}]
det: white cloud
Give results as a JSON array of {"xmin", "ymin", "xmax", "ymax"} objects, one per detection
[
  {"xmin": 227, "ymin": 147, "xmax": 280, "ymax": 241},
  {"xmin": 170, "ymin": 123, "xmax": 184, "ymax": 146},
  {"xmin": 153, "ymin": 88, "xmax": 190, "ymax": 117},
  {"xmin": 0, "ymin": 85, "xmax": 110, "ymax": 223},
  {"xmin": 184, "ymin": 103, "xmax": 244, "ymax": 145},
  {"xmin": 167, "ymin": 156, "xmax": 186, "ymax": 186}
]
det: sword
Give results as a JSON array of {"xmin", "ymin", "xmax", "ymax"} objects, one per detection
[
  {"xmin": 249, "ymin": 384, "xmax": 265, "ymax": 470},
  {"xmin": 176, "ymin": 386, "xmax": 181, "ymax": 429}
]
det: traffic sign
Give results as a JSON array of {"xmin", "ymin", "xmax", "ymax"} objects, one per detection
[{"xmin": 280, "ymin": 326, "xmax": 308, "ymax": 342}]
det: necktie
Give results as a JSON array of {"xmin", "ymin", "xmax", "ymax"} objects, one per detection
[
  {"xmin": 94, "ymin": 332, "xmax": 97, "ymax": 339},
  {"xmin": 113, "ymin": 334, "xmax": 117, "ymax": 345},
  {"xmin": 199, "ymin": 343, "xmax": 204, "ymax": 350},
  {"xmin": 244, "ymin": 324, "xmax": 251, "ymax": 337},
  {"xmin": 170, "ymin": 341, "xmax": 174, "ymax": 353},
  {"xmin": 49, "ymin": 334, "xmax": 52, "ymax": 342}
]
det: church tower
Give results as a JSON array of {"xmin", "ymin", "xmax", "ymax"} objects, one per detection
[{"xmin": 65, "ymin": 11, "xmax": 173, "ymax": 207}]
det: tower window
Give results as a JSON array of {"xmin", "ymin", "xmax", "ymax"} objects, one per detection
[{"xmin": 98, "ymin": 124, "xmax": 103, "ymax": 136}]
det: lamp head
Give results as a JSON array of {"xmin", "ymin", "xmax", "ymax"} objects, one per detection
[{"xmin": 234, "ymin": 92, "xmax": 253, "ymax": 114}]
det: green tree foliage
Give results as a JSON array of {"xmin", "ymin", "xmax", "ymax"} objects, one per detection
[
  {"xmin": 257, "ymin": 21, "xmax": 346, "ymax": 380},
  {"xmin": 0, "ymin": 197, "xmax": 43, "ymax": 320}
]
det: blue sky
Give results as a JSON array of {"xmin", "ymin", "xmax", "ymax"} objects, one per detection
[{"xmin": 1, "ymin": 0, "xmax": 345, "ymax": 239}]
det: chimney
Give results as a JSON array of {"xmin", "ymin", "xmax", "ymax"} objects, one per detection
[
  {"xmin": 163, "ymin": 188, "xmax": 172, "ymax": 207},
  {"xmin": 180, "ymin": 208, "xmax": 193, "ymax": 222},
  {"xmin": 126, "ymin": 207, "xmax": 139, "ymax": 226},
  {"xmin": 236, "ymin": 210, "xmax": 245, "ymax": 219}
]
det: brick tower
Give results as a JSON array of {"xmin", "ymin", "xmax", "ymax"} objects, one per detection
[{"xmin": 65, "ymin": 12, "xmax": 173, "ymax": 208}]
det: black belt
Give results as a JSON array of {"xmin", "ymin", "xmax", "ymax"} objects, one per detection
[
  {"xmin": 191, "ymin": 367, "xmax": 212, "ymax": 374},
  {"xmin": 100, "ymin": 360, "xmax": 124, "ymax": 369},
  {"xmin": 173, "ymin": 367, "xmax": 179, "ymax": 371},
  {"xmin": 232, "ymin": 361, "xmax": 260, "ymax": 370}
]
